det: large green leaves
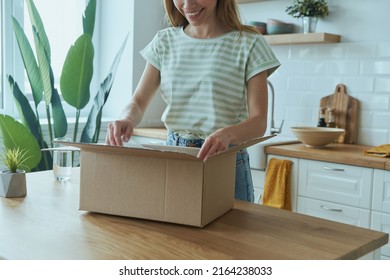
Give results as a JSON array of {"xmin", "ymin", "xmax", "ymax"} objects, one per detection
[
  {"xmin": 60, "ymin": 34, "xmax": 94, "ymax": 110},
  {"xmin": 0, "ymin": 115, "xmax": 41, "ymax": 171},
  {"xmin": 25, "ymin": 0, "xmax": 51, "ymax": 60},
  {"xmin": 81, "ymin": 34, "xmax": 128, "ymax": 143},
  {"xmin": 11, "ymin": 17, "xmax": 43, "ymax": 107},
  {"xmin": 8, "ymin": 75, "xmax": 40, "ymax": 140},
  {"xmin": 83, "ymin": 0, "xmax": 96, "ymax": 37}
]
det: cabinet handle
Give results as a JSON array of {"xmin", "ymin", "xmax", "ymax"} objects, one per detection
[
  {"xmin": 320, "ymin": 205, "xmax": 343, "ymax": 212},
  {"xmin": 322, "ymin": 166, "xmax": 345, "ymax": 172}
]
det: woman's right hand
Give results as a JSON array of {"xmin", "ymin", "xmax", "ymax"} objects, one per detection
[{"xmin": 105, "ymin": 119, "xmax": 134, "ymax": 146}]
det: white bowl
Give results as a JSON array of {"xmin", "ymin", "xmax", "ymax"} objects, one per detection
[{"xmin": 290, "ymin": 127, "xmax": 345, "ymax": 147}]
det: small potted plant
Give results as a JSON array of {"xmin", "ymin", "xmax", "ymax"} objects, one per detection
[
  {"xmin": 286, "ymin": 0, "xmax": 329, "ymax": 33},
  {"xmin": 0, "ymin": 147, "xmax": 31, "ymax": 198}
]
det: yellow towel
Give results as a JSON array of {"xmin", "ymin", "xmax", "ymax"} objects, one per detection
[
  {"xmin": 262, "ymin": 158, "xmax": 292, "ymax": 211},
  {"xmin": 365, "ymin": 144, "xmax": 390, "ymax": 158}
]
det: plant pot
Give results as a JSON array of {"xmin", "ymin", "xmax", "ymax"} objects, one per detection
[
  {"xmin": 0, "ymin": 169, "xmax": 27, "ymax": 198},
  {"xmin": 302, "ymin": 17, "xmax": 318, "ymax": 33}
]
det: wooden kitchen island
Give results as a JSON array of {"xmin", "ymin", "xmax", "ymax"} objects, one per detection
[{"xmin": 0, "ymin": 169, "xmax": 388, "ymax": 260}]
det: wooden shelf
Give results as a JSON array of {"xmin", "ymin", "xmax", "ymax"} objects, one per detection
[{"xmin": 264, "ymin": 33, "xmax": 341, "ymax": 45}]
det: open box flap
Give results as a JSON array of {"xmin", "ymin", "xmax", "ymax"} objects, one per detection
[
  {"xmin": 55, "ymin": 134, "xmax": 275, "ymax": 161},
  {"xmin": 209, "ymin": 134, "xmax": 276, "ymax": 160},
  {"xmin": 55, "ymin": 141, "xmax": 201, "ymax": 161}
]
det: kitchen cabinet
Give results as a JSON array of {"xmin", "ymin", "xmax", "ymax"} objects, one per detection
[
  {"xmin": 265, "ymin": 143, "xmax": 390, "ymax": 259},
  {"xmin": 372, "ymin": 170, "xmax": 390, "ymax": 259},
  {"xmin": 297, "ymin": 159, "xmax": 372, "ymax": 228},
  {"xmin": 251, "ymin": 169, "xmax": 265, "ymax": 204},
  {"xmin": 298, "ymin": 159, "xmax": 372, "ymax": 209}
]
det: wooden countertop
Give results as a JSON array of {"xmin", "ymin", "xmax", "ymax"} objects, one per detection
[
  {"xmin": 266, "ymin": 143, "xmax": 390, "ymax": 170},
  {"xmin": 0, "ymin": 169, "xmax": 387, "ymax": 260},
  {"xmin": 133, "ymin": 127, "xmax": 167, "ymax": 140}
]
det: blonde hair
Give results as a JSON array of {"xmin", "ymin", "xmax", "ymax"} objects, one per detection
[{"xmin": 163, "ymin": 0, "xmax": 258, "ymax": 34}]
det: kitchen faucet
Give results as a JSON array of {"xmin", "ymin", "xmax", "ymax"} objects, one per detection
[{"xmin": 267, "ymin": 80, "xmax": 284, "ymax": 135}]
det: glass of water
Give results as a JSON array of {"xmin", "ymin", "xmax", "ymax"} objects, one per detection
[{"xmin": 53, "ymin": 138, "xmax": 72, "ymax": 181}]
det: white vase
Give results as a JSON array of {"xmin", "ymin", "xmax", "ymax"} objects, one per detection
[
  {"xmin": 0, "ymin": 170, "xmax": 27, "ymax": 198},
  {"xmin": 302, "ymin": 17, "xmax": 318, "ymax": 33}
]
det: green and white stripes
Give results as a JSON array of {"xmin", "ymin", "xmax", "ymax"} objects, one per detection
[{"xmin": 141, "ymin": 27, "xmax": 280, "ymax": 139}]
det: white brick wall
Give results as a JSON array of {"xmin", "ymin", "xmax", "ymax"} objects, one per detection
[{"xmin": 240, "ymin": 0, "xmax": 390, "ymax": 146}]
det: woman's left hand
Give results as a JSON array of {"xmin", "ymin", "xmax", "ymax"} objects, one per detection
[{"xmin": 197, "ymin": 131, "xmax": 230, "ymax": 161}]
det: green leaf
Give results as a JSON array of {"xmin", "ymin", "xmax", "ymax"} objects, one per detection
[
  {"xmin": 8, "ymin": 75, "xmax": 41, "ymax": 140},
  {"xmin": 80, "ymin": 34, "xmax": 128, "ymax": 143},
  {"xmin": 51, "ymin": 88, "xmax": 68, "ymax": 138},
  {"xmin": 0, "ymin": 114, "xmax": 42, "ymax": 171},
  {"xmin": 83, "ymin": 0, "xmax": 96, "ymax": 37},
  {"xmin": 60, "ymin": 34, "xmax": 94, "ymax": 110},
  {"xmin": 11, "ymin": 17, "xmax": 43, "ymax": 107},
  {"xmin": 33, "ymin": 27, "xmax": 52, "ymax": 106},
  {"xmin": 25, "ymin": 0, "xmax": 51, "ymax": 60}
]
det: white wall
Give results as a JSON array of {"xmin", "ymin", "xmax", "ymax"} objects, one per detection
[
  {"xmin": 99, "ymin": 0, "xmax": 390, "ymax": 146},
  {"xmin": 99, "ymin": 0, "xmax": 166, "ymax": 127},
  {"xmin": 239, "ymin": 0, "xmax": 390, "ymax": 146}
]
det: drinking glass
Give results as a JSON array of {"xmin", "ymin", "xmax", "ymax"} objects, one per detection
[{"xmin": 53, "ymin": 138, "xmax": 72, "ymax": 181}]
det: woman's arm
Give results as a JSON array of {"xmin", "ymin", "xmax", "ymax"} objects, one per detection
[
  {"xmin": 105, "ymin": 63, "xmax": 161, "ymax": 146},
  {"xmin": 197, "ymin": 70, "xmax": 268, "ymax": 161}
]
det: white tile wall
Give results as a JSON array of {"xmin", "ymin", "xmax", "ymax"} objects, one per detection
[{"xmin": 240, "ymin": 0, "xmax": 390, "ymax": 146}]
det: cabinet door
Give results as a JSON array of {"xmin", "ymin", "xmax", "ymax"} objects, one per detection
[
  {"xmin": 373, "ymin": 170, "xmax": 390, "ymax": 213},
  {"xmin": 371, "ymin": 211, "xmax": 390, "ymax": 258},
  {"xmin": 251, "ymin": 169, "xmax": 265, "ymax": 204},
  {"xmin": 298, "ymin": 197, "xmax": 371, "ymax": 228},
  {"xmin": 299, "ymin": 159, "xmax": 372, "ymax": 209}
]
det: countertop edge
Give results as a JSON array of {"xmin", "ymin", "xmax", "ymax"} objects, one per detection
[{"xmin": 265, "ymin": 143, "xmax": 390, "ymax": 170}]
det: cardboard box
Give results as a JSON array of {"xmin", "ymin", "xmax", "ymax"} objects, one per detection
[{"xmin": 64, "ymin": 135, "xmax": 273, "ymax": 227}]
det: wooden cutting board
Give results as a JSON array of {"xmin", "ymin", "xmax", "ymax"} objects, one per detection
[{"xmin": 319, "ymin": 84, "xmax": 359, "ymax": 144}]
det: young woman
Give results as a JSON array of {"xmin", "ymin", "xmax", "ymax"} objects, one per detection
[{"xmin": 106, "ymin": 0, "xmax": 280, "ymax": 202}]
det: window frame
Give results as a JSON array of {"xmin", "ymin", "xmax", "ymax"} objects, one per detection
[
  {"xmin": 1, "ymin": 0, "xmax": 24, "ymax": 115},
  {"xmin": 1, "ymin": 0, "xmax": 96, "ymax": 119}
]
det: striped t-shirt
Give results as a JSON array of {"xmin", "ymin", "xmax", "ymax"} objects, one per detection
[{"xmin": 140, "ymin": 27, "xmax": 280, "ymax": 139}]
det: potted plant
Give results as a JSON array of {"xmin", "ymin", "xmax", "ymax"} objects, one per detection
[
  {"xmin": 0, "ymin": 114, "xmax": 41, "ymax": 197},
  {"xmin": 286, "ymin": 0, "xmax": 329, "ymax": 33},
  {"xmin": 0, "ymin": 147, "xmax": 31, "ymax": 198}
]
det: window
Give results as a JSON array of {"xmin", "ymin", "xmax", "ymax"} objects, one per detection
[{"xmin": 1, "ymin": 0, "xmax": 88, "ymax": 117}]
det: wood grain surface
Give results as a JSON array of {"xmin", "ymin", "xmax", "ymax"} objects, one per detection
[
  {"xmin": 320, "ymin": 84, "xmax": 359, "ymax": 144},
  {"xmin": 266, "ymin": 143, "xmax": 389, "ymax": 170},
  {"xmin": 0, "ymin": 169, "xmax": 387, "ymax": 260}
]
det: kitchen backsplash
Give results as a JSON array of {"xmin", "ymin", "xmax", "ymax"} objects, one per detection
[
  {"xmin": 267, "ymin": 42, "xmax": 390, "ymax": 146},
  {"xmin": 100, "ymin": 0, "xmax": 389, "ymax": 147},
  {"xmin": 240, "ymin": 0, "xmax": 390, "ymax": 146}
]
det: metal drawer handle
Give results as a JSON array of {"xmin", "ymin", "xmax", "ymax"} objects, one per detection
[
  {"xmin": 322, "ymin": 166, "xmax": 345, "ymax": 172},
  {"xmin": 320, "ymin": 205, "xmax": 343, "ymax": 212}
]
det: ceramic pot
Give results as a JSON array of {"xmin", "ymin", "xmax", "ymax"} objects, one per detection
[
  {"xmin": 0, "ymin": 170, "xmax": 27, "ymax": 198},
  {"xmin": 302, "ymin": 17, "xmax": 318, "ymax": 33}
]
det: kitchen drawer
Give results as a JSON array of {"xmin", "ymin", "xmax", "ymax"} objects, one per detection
[
  {"xmin": 372, "ymin": 170, "xmax": 390, "ymax": 213},
  {"xmin": 297, "ymin": 197, "xmax": 371, "ymax": 228},
  {"xmin": 371, "ymin": 211, "xmax": 390, "ymax": 258},
  {"xmin": 298, "ymin": 159, "xmax": 372, "ymax": 209}
]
